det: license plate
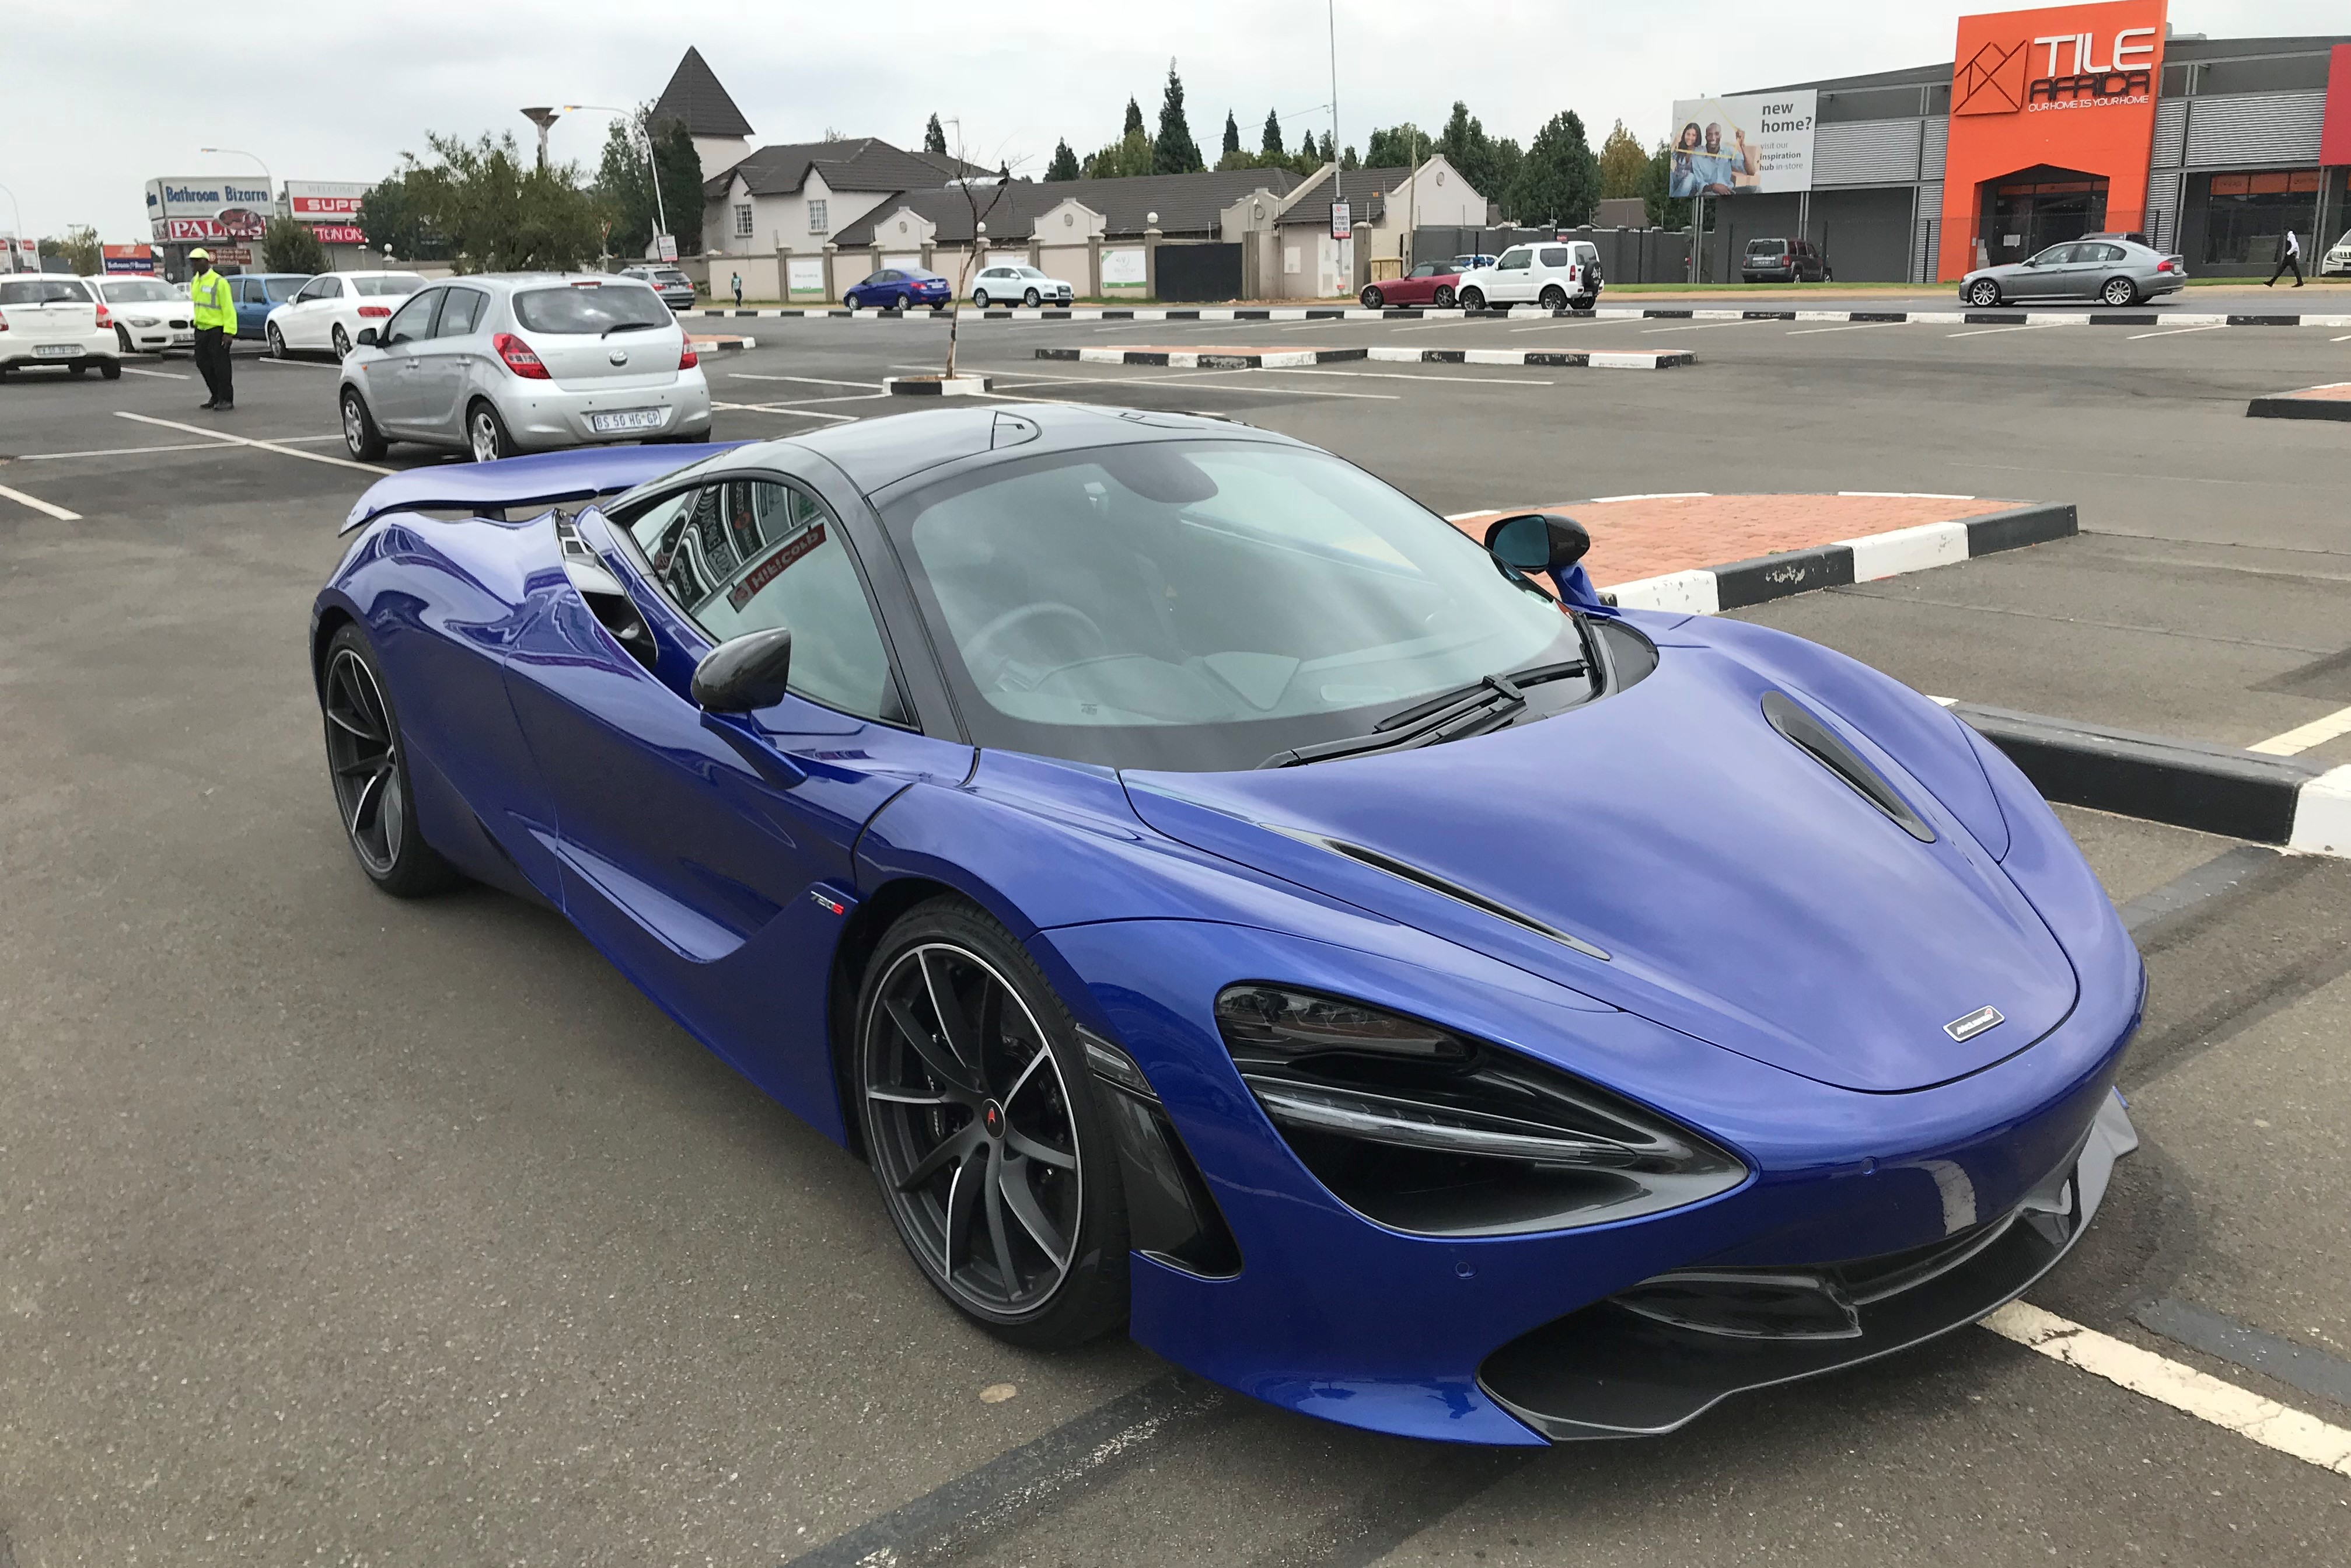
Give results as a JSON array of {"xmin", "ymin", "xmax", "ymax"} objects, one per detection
[
  {"xmin": 33, "ymin": 343, "xmax": 78, "ymax": 358},
  {"xmin": 171, "ymin": 331, "xmax": 194, "ymax": 343},
  {"xmin": 590, "ymin": 408, "xmax": 666, "ymax": 434}
]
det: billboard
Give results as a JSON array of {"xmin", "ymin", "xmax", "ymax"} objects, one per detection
[
  {"xmin": 1666, "ymin": 91, "xmax": 1817, "ymax": 196},
  {"xmin": 145, "ymin": 176, "xmax": 274, "ymax": 219},
  {"xmin": 312, "ymin": 225, "xmax": 367, "ymax": 245},
  {"xmin": 159, "ymin": 217, "xmax": 228, "ymax": 241},
  {"xmin": 103, "ymin": 243, "xmax": 156, "ymax": 274},
  {"xmin": 286, "ymin": 180, "xmax": 371, "ymax": 218}
]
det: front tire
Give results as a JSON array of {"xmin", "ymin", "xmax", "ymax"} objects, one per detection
[
  {"xmin": 268, "ymin": 323, "xmax": 288, "ymax": 359},
  {"xmin": 319, "ymin": 624, "xmax": 463, "ymax": 898},
  {"xmin": 1360, "ymin": 285, "xmax": 1385, "ymax": 309},
  {"xmin": 1023, "ymin": 287, "xmax": 1041, "ymax": 308},
  {"xmin": 331, "ymin": 323, "xmax": 352, "ymax": 361},
  {"xmin": 1966, "ymin": 278, "xmax": 2002, "ymax": 307},
  {"xmin": 2101, "ymin": 277, "xmax": 2139, "ymax": 306},
  {"xmin": 856, "ymin": 898, "xmax": 1129, "ymax": 1349},
  {"xmin": 341, "ymin": 387, "xmax": 387, "ymax": 460},
  {"xmin": 1461, "ymin": 287, "xmax": 1487, "ymax": 310},
  {"xmin": 973, "ymin": 289, "xmax": 990, "ymax": 308},
  {"xmin": 116, "ymin": 324, "xmax": 134, "ymax": 354},
  {"xmin": 467, "ymin": 400, "xmax": 515, "ymax": 463}
]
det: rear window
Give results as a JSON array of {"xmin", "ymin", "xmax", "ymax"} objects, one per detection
[
  {"xmin": 353, "ymin": 274, "xmax": 427, "ymax": 296},
  {"xmin": 0, "ymin": 280, "xmax": 88, "ymax": 305},
  {"xmin": 654, "ymin": 269, "xmax": 690, "ymax": 284},
  {"xmin": 1746, "ymin": 239, "xmax": 1787, "ymax": 254},
  {"xmin": 512, "ymin": 282, "xmax": 673, "ymax": 334}
]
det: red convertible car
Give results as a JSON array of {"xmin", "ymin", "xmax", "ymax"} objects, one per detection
[{"xmin": 1359, "ymin": 261, "xmax": 1462, "ymax": 309}]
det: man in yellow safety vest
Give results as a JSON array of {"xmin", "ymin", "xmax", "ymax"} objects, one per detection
[{"xmin": 187, "ymin": 247, "xmax": 236, "ymax": 411}]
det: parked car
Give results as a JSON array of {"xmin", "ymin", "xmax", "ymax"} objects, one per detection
[
  {"xmin": 844, "ymin": 267, "xmax": 952, "ymax": 310},
  {"xmin": 1741, "ymin": 237, "xmax": 1829, "ymax": 284},
  {"xmin": 1959, "ymin": 238, "xmax": 2184, "ymax": 306},
  {"xmin": 336, "ymin": 273, "xmax": 712, "ymax": 463},
  {"xmin": 1453, "ymin": 242, "xmax": 1604, "ymax": 311},
  {"xmin": 620, "ymin": 264, "xmax": 698, "ymax": 311},
  {"xmin": 1359, "ymin": 261, "xmax": 1465, "ymax": 309},
  {"xmin": 970, "ymin": 264, "xmax": 1074, "ymax": 308},
  {"xmin": 232, "ymin": 273, "xmax": 312, "ymax": 338},
  {"xmin": 82, "ymin": 274, "xmax": 193, "ymax": 354},
  {"xmin": 2322, "ymin": 228, "xmax": 2351, "ymax": 277},
  {"xmin": 1449, "ymin": 253, "xmax": 1497, "ymax": 273},
  {"xmin": 266, "ymin": 270, "xmax": 429, "ymax": 360},
  {"xmin": 0, "ymin": 275, "xmax": 123, "ymax": 379}
]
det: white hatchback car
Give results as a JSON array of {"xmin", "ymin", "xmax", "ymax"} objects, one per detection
[
  {"xmin": 82, "ymin": 275, "xmax": 193, "ymax": 354},
  {"xmin": 1454, "ymin": 241, "xmax": 1604, "ymax": 312},
  {"xmin": 0, "ymin": 275, "xmax": 122, "ymax": 379},
  {"xmin": 266, "ymin": 270, "xmax": 429, "ymax": 361},
  {"xmin": 337, "ymin": 273, "xmax": 712, "ymax": 462},
  {"xmin": 970, "ymin": 264, "xmax": 1074, "ymax": 307}
]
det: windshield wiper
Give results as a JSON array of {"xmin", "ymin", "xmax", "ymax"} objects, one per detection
[
  {"xmin": 1257, "ymin": 659, "xmax": 1586, "ymax": 769},
  {"xmin": 602, "ymin": 320, "xmax": 662, "ymax": 337}
]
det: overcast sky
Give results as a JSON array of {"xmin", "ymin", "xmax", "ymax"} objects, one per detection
[{"xmin": 5, "ymin": 2, "xmax": 2339, "ymax": 239}]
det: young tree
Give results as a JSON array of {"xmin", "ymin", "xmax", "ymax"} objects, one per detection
[
  {"xmin": 1123, "ymin": 97, "xmax": 1147, "ymax": 139},
  {"xmin": 48, "ymin": 225, "xmax": 101, "ymax": 275},
  {"xmin": 1154, "ymin": 62, "xmax": 1204, "ymax": 174},
  {"xmin": 1222, "ymin": 110, "xmax": 1242, "ymax": 160},
  {"xmin": 1364, "ymin": 123, "xmax": 1428, "ymax": 170},
  {"xmin": 1046, "ymin": 139, "xmax": 1082, "ymax": 181},
  {"xmin": 1508, "ymin": 111, "xmax": 1601, "ymax": 226},
  {"xmin": 1081, "ymin": 127, "xmax": 1154, "ymax": 180},
  {"xmin": 924, "ymin": 114, "xmax": 948, "ymax": 156},
  {"xmin": 261, "ymin": 216, "xmax": 327, "ymax": 275},
  {"xmin": 602, "ymin": 110, "xmax": 704, "ymax": 258},
  {"xmin": 1341, "ymin": 146, "xmax": 1359, "ymax": 172},
  {"xmin": 1598, "ymin": 119, "xmax": 1648, "ymax": 199},
  {"xmin": 1637, "ymin": 139, "xmax": 1675, "ymax": 226},
  {"xmin": 415, "ymin": 131, "xmax": 606, "ymax": 272},
  {"xmin": 652, "ymin": 116, "xmax": 705, "ymax": 254},
  {"xmin": 355, "ymin": 167, "xmax": 450, "ymax": 260},
  {"xmin": 1261, "ymin": 109, "xmax": 1284, "ymax": 159}
]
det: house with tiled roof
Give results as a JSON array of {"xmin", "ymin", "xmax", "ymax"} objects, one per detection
[
  {"xmin": 650, "ymin": 48, "xmax": 756, "ymax": 180},
  {"xmin": 701, "ymin": 135, "xmax": 987, "ymax": 262}
]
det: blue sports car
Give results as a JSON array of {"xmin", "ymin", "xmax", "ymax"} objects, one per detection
[
  {"xmin": 843, "ymin": 266, "xmax": 952, "ymax": 310},
  {"xmin": 313, "ymin": 407, "xmax": 2142, "ymax": 1445}
]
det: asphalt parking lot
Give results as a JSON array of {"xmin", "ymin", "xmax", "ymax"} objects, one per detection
[{"xmin": 2, "ymin": 309, "xmax": 2347, "ymax": 1564}]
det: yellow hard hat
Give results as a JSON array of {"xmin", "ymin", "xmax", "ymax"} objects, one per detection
[{"xmin": 189, "ymin": 247, "xmax": 211, "ymax": 260}]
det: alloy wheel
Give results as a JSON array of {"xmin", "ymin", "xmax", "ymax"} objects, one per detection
[
  {"xmin": 332, "ymin": 324, "xmax": 351, "ymax": 361},
  {"xmin": 470, "ymin": 408, "xmax": 501, "ymax": 463},
  {"xmin": 1023, "ymin": 288, "xmax": 1040, "ymax": 307},
  {"xmin": 343, "ymin": 396, "xmax": 366, "ymax": 455},
  {"xmin": 864, "ymin": 942, "xmax": 1084, "ymax": 1319},
  {"xmin": 322, "ymin": 648, "xmax": 403, "ymax": 876},
  {"xmin": 269, "ymin": 324, "xmax": 286, "ymax": 358}
]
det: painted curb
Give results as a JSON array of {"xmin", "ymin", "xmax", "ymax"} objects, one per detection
[
  {"xmin": 883, "ymin": 374, "xmax": 993, "ymax": 396},
  {"xmin": 1363, "ymin": 347, "xmax": 1694, "ymax": 369},
  {"xmin": 1608, "ymin": 501, "xmax": 2076, "ymax": 614},
  {"xmin": 2247, "ymin": 386, "xmax": 2351, "ymax": 421},
  {"xmin": 1034, "ymin": 345, "xmax": 1693, "ymax": 371},
  {"xmin": 1944, "ymin": 702, "xmax": 2351, "ymax": 854},
  {"xmin": 1036, "ymin": 347, "xmax": 1369, "ymax": 369},
  {"xmin": 691, "ymin": 304, "xmax": 2351, "ymax": 329}
]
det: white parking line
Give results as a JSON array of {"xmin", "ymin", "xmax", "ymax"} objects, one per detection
[
  {"xmin": 1590, "ymin": 490, "xmax": 1712, "ymax": 502},
  {"xmin": 728, "ymin": 372, "xmax": 883, "ymax": 388},
  {"xmin": 2128, "ymin": 324, "xmax": 2228, "ymax": 340},
  {"xmin": 249, "ymin": 357, "xmax": 340, "ymax": 370},
  {"xmin": 711, "ymin": 400, "xmax": 860, "ymax": 422},
  {"xmin": 1641, "ymin": 320, "xmax": 1755, "ymax": 334},
  {"xmin": 0, "ymin": 483, "xmax": 81, "ymax": 521},
  {"xmin": 120, "ymin": 366, "xmax": 192, "ymax": 380},
  {"xmin": 1947, "ymin": 323, "xmax": 2062, "ymax": 338},
  {"xmin": 112, "ymin": 411, "xmax": 389, "ymax": 474},
  {"xmin": 1509, "ymin": 319, "xmax": 1618, "ymax": 333},
  {"xmin": 2248, "ymin": 704, "xmax": 2351, "ymax": 756},
  {"xmin": 18, "ymin": 434, "xmax": 348, "ymax": 460},
  {"xmin": 1983, "ymin": 1301, "xmax": 2351, "ymax": 1478},
  {"xmin": 976, "ymin": 368, "xmax": 1401, "ymax": 401},
  {"xmin": 1787, "ymin": 322, "xmax": 1898, "ymax": 335}
]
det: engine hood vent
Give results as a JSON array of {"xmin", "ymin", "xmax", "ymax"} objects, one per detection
[
  {"xmin": 1264, "ymin": 824, "xmax": 1611, "ymax": 962},
  {"xmin": 1762, "ymin": 690, "xmax": 1935, "ymax": 843}
]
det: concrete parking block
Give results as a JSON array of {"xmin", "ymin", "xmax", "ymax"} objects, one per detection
[{"xmin": 2247, "ymin": 382, "xmax": 2351, "ymax": 421}]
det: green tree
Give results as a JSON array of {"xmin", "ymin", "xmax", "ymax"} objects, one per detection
[
  {"xmin": 1222, "ymin": 110, "xmax": 1241, "ymax": 160},
  {"xmin": 924, "ymin": 113, "xmax": 948, "ymax": 156},
  {"xmin": 600, "ymin": 110, "xmax": 704, "ymax": 259},
  {"xmin": 355, "ymin": 168, "xmax": 449, "ymax": 261},
  {"xmin": 1490, "ymin": 138, "xmax": 1525, "ymax": 218},
  {"xmin": 1154, "ymin": 62, "xmax": 1204, "ymax": 174},
  {"xmin": 1434, "ymin": 102, "xmax": 1494, "ymax": 197},
  {"xmin": 1261, "ymin": 109, "xmax": 1284, "ymax": 159},
  {"xmin": 48, "ymin": 224, "xmax": 100, "ymax": 275},
  {"xmin": 1123, "ymin": 97, "xmax": 1147, "ymax": 139},
  {"xmin": 1598, "ymin": 119, "xmax": 1648, "ymax": 199},
  {"xmin": 1507, "ymin": 111, "xmax": 1601, "ymax": 226},
  {"xmin": 1046, "ymin": 138, "xmax": 1082, "ymax": 181},
  {"xmin": 413, "ymin": 131, "xmax": 606, "ymax": 272},
  {"xmin": 261, "ymin": 216, "xmax": 327, "ymax": 274},
  {"xmin": 1637, "ymin": 140, "xmax": 1675, "ymax": 226},
  {"xmin": 1340, "ymin": 146, "xmax": 1359, "ymax": 172},
  {"xmin": 1363, "ymin": 123, "xmax": 1429, "ymax": 169},
  {"xmin": 652, "ymin": 115, "xmax": 705, "ymax": 254},
  {"xmin": 1081, "ymin": 128, "xmax": 1154, "ymax": 181}
]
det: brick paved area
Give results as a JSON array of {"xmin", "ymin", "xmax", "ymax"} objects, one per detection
[{"xmin": 1442, "ymin": 493, "xmax": 2023, "ymax": 592}]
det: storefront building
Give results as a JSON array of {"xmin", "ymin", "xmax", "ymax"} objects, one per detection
[
  {"xmin": 1715, "ymin": 3, "xmax": 2349, "ymax": 282},
  {"xmin": 144, "ymin": 176, "xmax": 378, "ymax": 278}
]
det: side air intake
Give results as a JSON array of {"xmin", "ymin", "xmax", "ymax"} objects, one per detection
[{"xmin": 1762, "ymin": 691, "xmax": 1936, "ymax": 843}]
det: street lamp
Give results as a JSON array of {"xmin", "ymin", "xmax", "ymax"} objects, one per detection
[
  {"xmin": 563, "ymin": 104, "xmax": 668, "ymax": 257},
  {"xmin": 520, "ymin": 107, "xmax": 562, "ymax": 172}
]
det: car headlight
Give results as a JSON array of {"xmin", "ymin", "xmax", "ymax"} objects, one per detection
[
  {"xmin": 128, "ymin": 316, "xmax": 160, "ymax": 327},
  {"xmin": 1216, "ymin": 986, "xmax": 1745, "ymax": 1237}
]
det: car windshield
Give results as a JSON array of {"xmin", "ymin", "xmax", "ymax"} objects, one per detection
[
  {"xmin": 105, "ymin": 279, "xmax": 177, "ymax": 301},
  {"xmin": 513, "ymin": 282, "xmax": 673, "ymax": 334},
  {"xmin": 883, "ymin": 438, "xmax": 1583, "ymax": 771},
  {"xmin": 353, "ymin": 274, "xmax": 427, "ymax": 296}
]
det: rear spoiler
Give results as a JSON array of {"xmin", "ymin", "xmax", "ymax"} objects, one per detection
[{"xmin": 340, "ymin": 442, "xmax": 748, "ymax": 533}]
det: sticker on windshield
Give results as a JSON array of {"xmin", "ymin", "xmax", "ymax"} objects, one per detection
[{"xmin": 726, "ymin": 522, "xmax": 825, "ymax": 611}]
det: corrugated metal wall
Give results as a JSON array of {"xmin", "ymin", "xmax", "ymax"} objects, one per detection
[
  {"xmin": 1912, "ymin": 183, "xmax": 1942, "ymax": 281},
  {"xmin": 1814, "ymin": 119, "xmax": 1924, "ymax": 186},
  {"xmin": 1920, "ymin": 118, "xmax": 1948, "ymax": 182},
  {"xmin": 2182, "ymin": 91, "xmax": 2326, "ymax": 166},
  {"xmin": 2151, "ymin": 98, "xmax": 2188, "ymax": 168}
]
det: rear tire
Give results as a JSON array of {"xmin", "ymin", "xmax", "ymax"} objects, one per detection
[
  {"xmin": 1433, "ymin": 284, "xmax": 1455, "ymax": 308},
  {"xmin": 1360, "ymin": 285, "xmax": 1385, "ymax": 309},
  {"xmin": 895, "ymin": 292, "xmax": 913, "ymax": 310},
  {"xmin": 1539, "ymin": 285, "xmax": 1568, "ymax": 310},
  {"xmin": 467, "ymin": 400, "xmax": 515, "ymax": 463},
  {"xmin": 2101, "ymin": 277, "xmax": 2139, "ymax": 306},
  {"xmin": 341, "ymin": 387, "xmax": 387, "ymax": 460},
  {"xmin": 319, "ymin": 623, "xmax": 464, "ymax": 898},
  {"xmin": 69, "ymin": 364, "xmax": 88, "ymax": 378},
  {"xmin": 331, "ymin": 323, "xmax": 352, "ymax": 361},
  {"xmin": 100, "ymin": 360, "xmax": 122, "ymax": 381}
]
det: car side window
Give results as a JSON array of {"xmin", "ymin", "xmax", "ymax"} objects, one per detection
[
  {"xmin": 383, "ymin": 288, "xmax": 442, "ymax": 345},
  {"xmin": 438, "ymin": 287, "xmax": 487, "ymax": 336},
  {"xmin": 1497, "ymin": 247, "xmax": 1531, "ymax": 270},
  {"xmin": 630, "ymin": 479, "xmax": 906, "ymax": 723},
  {"xmin": 1538, "ymin": 246, "xmax": 1571, "ymax": 267},
  {"xmin": 2090, "ymin": 243, "xmax": 2126, "ymax": 263},
  {"xmin": 294, "ymin": 277, "xmax": 329, "ymax": 302}
]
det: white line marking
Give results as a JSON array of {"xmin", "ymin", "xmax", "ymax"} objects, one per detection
[
  {"xmin": 2128, "ymin": 324, "xmax": 2228, "ymax": 340},
  {"xmin": 1947, "ymin": 323, "xmax": 2062, "ymax": 338},
  {"xmin": 2248, "ymin": 704, "xmax": 2351, "ymax": 756},
  {"xmin": 1253, "ymin": 368, "xmax": 1556, "ymax": 385},
  {"xmin": 711, "ymin": 400, "xmax": 860, "ymax": 421},
  {"xmin": 16, "ymin": 434, "xmax": 350, "ymax": 460},
  {"xmin": 120, "ymin": 366, "xmax": 191, "ymax": 380},
  {"xmin": 1590, "ymin": 491, "xmax": 1711, "ymax": 503},
  {"xmin": 1981, "ymin": 1301, "xmax": 2351, "ymax": 1478},
  {"xmin": 1641, "ymin": 320, "xmax": 1753, "ymax": 333},
  {"xmin": 1009, "ymin": 368, "xmax": 1399, "ymax": 400},
  {"xmin": 728, "ymin": 372, "xmax": 882, "ymax": 388},
  {"xmin": 0, "ymin": 483, "xmax": 81, "ymax": 521},
  {"xmin": 754, "ymin": 391, "xmax": 891, "ymax": 407},
  {"xmin": 1787, "ymin": 322, "xmax": 1898, "ymax": 335},
  {"xmin": 2333, "ymin": 333, "xmax": 2351, "ymax": 343},
  {"xmin": 1838, "ymin": 491, "xmax": 1979, "ymax": 499},
  {"xmin": 111, "ymin": 411, "xmax": 389, "ymax": 474},
  {"xmin": 249, "ymin": 356, "xmax": 339, "ymax": 369}
]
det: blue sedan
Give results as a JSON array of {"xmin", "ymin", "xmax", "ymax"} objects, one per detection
[
  {"xmin": 313, "ymin": 409, "xmax": 2142, "ymax": 1444},
  {"xmin": 843, "ymin": 266, "xmax": 951, "ymax": 310},
  {"xmin": 232, "ymin": 272, "xmax": 312, "ymax": 338}
]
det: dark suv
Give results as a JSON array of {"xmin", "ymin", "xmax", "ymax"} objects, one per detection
[{"xmin": 1742, "ymin": 237, "xmax": 1829, "ymax": 283}]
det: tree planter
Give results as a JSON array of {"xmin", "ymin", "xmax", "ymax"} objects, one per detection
[{"xmin": 885, "ymin": 375, "xmax": 994, "ymax": 396}]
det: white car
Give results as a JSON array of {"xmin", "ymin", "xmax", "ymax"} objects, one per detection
[
  {"xmin": 265, "ymin": 270, "xmax": 429, "ymax": 361},
  {"xmin": 1453, "ymin": 240, "xmax": 1604, "ymax": 312},
  {"xmin": 970, "ymin": 264, "xmax": 1074, "ymax": 307},
  {"xmin": 2324, "ymin": 228, "xmax": 2351, "ymax": 278},
  {"xmin": 0, "ymin": 274, "xmax": 123, "ymax": 379},
  {"xmin": 82, "ymin": 274, "xmax": 193, "ymax": 354}
]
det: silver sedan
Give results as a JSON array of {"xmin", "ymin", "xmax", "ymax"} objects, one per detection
[
  {"xmin": 1960, "ymin": 238, "xmax": 2186, "ymax": 308},
  {"xmin": 336, "ymin": 274, "xmax": 713, "ymax": 463}
]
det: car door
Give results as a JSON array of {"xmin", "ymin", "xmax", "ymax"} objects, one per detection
[
  {"xmin": 413, "ymin": 284, "xmax": 488, "ymax": 441},
  {"xmin": 1489, "ymin": 247, "xmax": 1534, "ymax": 302},
  {"xmin": 2012, "ymin": 244, "xmax": 2077, "ymax": 299},
  {"xmin": 291, "ymin": 274, "xmax": 341, "ymax": 347},
  {"xmin": 366, "ymin": 287, "xmax": 443, "ymax": 432},
  {"xmin": 234, "ymin": 278, "xmax": 265, "ymax": 336},
  {"xmin": 501, "ymin": 470, "xmax": 972, "ymax": 1130}
]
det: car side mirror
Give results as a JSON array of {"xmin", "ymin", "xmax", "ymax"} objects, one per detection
[
  {"xmin": 1485, "ymin": 512, "xmax": 1591, "ymax": 573},
  {"xmin": 355, "ymin": 326, "xmax": 379, "ymax": 347},
  {"xmin": 691, "ymin": 626, "xmax": 794, "ymax": 712}
]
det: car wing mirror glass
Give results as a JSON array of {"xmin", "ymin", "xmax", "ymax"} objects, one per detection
[
  {"xmin": 1484, "ymin": 512, "xmax": 1592, "ymax": 574},
  {"xmin": 356, "ymin": 326, "xmax": 379, "ymax": 346},
  {"xmin": 691, "ymin": 626, "xmax": 795, "ymax": 712}
]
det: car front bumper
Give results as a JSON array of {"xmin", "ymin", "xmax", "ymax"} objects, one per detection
[{"xmin": 487, "ymin": 372, "xmax": 713, "ymax": 450}]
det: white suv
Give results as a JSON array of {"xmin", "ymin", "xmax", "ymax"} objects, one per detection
[
  {"xmin": 1454, "ymin": 242, "xmax": 1604, "ymax": 312},
  {"xmin": 970, "ymin": 264, "xmax": 1074, "ymax": 307},
  {"xmin": 0, "ymin": 275, "xmax": 123, "ymax": 379}
]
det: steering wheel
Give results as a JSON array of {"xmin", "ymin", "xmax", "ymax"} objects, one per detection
[{"xmin": 962, "ymin": 601, "xmax": 1110, "ymax": 689}]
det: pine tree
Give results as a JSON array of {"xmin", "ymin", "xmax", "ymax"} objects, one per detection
[
  {"xmin": 924, "ymin": 114, "xmax": 948, "ymax": 156},
  {"xmin": 1046, "ymin": 138, "xmax": 1081, "ymax": 181},
  {"xmin": 1262, "ymin": 109, "xmax": 1284, "ymax": 159},
  {"xmin": 1154, "ymin": 62, "xmax": 1203, "ymax": 174},
  {"xmin": 1222, "ymin": 110, "xmax": 1242, "ymax": 159},
  {"xmin": 1508, "ymin": 110, "xmax": 1601, "ymax": 226},
  {"xmin": 1123, "ymin": 98, "xmax": 1146, "ymax": 139}
]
